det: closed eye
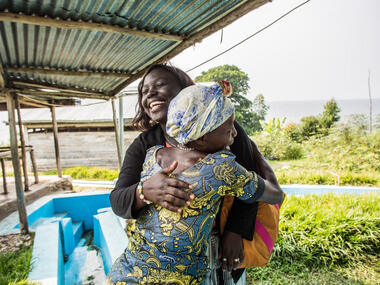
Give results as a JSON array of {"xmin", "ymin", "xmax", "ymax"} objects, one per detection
[{"xmin": 155, "ymin": 81, "xmax": 165, "ymax": 87}]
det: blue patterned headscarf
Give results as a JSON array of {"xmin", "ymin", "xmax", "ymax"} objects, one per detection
[{"xmin": 166, "ymin": 83, "xmax": 234, "ymax": 145}]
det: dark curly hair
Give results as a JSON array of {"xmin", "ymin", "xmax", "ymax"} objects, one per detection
[{"xmin": 132, "ymin": 64, "xmax": 195, "ymax": 132}]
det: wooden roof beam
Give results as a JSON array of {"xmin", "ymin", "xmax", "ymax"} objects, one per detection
[
  {"xmin": 11, "ymin": 79, "xmax": 107, "ymax": 96},
  {"xmin": 15, "ymin": 89, "xmax": 111, "ymax": 100},
  {"xmin": 6, "ymin": 67, "xmax": 131, "ymax": 78},
  {"xmin": 109, "ymin": 0, "xmax": 270, "ymax": 96},
  {"xmin": 0, "ymin": 12, "xmax": 183, "ymax": 42},
  {"xmin": 17, "ymin": 95, "xmax": 52, "ymax": 108}
]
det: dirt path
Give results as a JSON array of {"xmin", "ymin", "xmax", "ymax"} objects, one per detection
[{"xmin": 0, "ymin": 233, "xmax": 33, "ymax": 254}]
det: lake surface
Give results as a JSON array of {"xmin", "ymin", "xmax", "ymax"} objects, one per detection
[{"xmin": 266, "ymin": 98, "xmax": 380, "ymax": 123}]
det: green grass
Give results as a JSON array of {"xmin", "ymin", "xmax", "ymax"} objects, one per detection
[
  {"xmin": 0, "ymin": 245, "xmax": 34, "ymax": 285},
  {"xmin": 269, "ymin": 159, "xmax": 379, "ymax": 187},
  {"xmin": 247, "ymin": 259, "xmax": 379, "ymax": 285},
  {"xmin": 247, "ymin": 193, "xmax": 380, "ymax": 284},
  {"xmin": 41, "ymin": 166, "xmax": 119, "ymax": 181}
]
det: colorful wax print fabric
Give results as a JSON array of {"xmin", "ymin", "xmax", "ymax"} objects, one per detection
[
  {"xmin": 107, "ymin": 146, "xmax": 263, "ymax": 285},
  {"xmin": 166, "ymin": 83, "xmax": 235, "ymax": 145}
]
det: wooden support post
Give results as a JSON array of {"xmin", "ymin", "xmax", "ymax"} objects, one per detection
[
  {"xmin": 50, "ymin": 106, "xmax": 62, "ymax": 178},
  {"xmin": 15, "ymin": 94, "xmax": 30, "ymax": 191},
  {"xmin": 1, "ymin": 158, "xmax": 7, "ymax": 194},
  {"xmin": 118, "ymin": 97, "xmax": 124, "ymax": 165},
  {"xmin": 111, "ymin": 99, "xmax": 122, "ymax": 169},
  {"xmin": 29, "ymin": 148, "xmax": 39, "ymax": 184},
  {"xmin": 6, "ymin": 92, "xmax": 29, "ymax": 233}
]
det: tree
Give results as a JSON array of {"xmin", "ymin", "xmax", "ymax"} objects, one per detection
[
  {"xmin": 321, "ymin": 99, "xmax": 340, "ymax": 129},
  {"xmin": 252, "ymin": 93, "xmax": 269, "ymax": 131},
  {"xmin": 299, "ymin": 115, "xmax": 322, "ymax": 139},
  {"xmin": 253, "ymin": 94, "xmax": 268, "ymax": 119},
  {"xmin": 195, "ymin": 65, "xmax": 259, "ymax": 134}
]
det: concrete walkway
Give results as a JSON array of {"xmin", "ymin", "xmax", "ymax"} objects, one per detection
[{"xmin": 0, "ymin": 175, "xmax": 73, "ymax": 221}]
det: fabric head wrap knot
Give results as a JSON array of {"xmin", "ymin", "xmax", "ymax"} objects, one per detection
[{"xmin": 166, "ymin": 82, "xmax": 235, "ymax": 145}]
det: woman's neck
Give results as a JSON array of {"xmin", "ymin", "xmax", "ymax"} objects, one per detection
[{"xmin": 161, "ymin": 123, "xmax": 181, "ymax": 148}]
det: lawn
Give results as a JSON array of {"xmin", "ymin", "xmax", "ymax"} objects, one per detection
[
  {"xmin": 247, "ymin": 193, "xmax": 380, "ymax": 284},
  {"xmin": 269, "ymin": 159, "xmax": 379, "ymax": 187}
]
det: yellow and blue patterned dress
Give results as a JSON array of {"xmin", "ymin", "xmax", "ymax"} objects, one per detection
[{"xmin": 107, "ymin": 145, "xmax": 264, "ymax": 285}]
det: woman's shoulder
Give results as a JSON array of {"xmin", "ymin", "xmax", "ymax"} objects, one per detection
[
  {"xmin": 202, "ymin": 149, "xmax": 236, "ymax": 166},
  {"xmin": 212, "ymin": 149, "xmax": 236, "ymax": 159},
  {"xmin": 136, "ymin": 125, "xmax": 165, "ymax": 145},
  {"xmin": 146, "ymin": 145, "xmax": 165, "ymax": 158},
  {"xmin": 141, "ymin": 145, "xmax": 164, "ymax": 178}
]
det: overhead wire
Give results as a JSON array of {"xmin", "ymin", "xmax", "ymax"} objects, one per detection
[{"xmin": 186, "ymin": 0, "xmax": 312, "ymax": 73}]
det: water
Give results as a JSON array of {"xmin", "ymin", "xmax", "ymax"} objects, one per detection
[
  {"xmin": 266, "ymin": 98, "xmax": 380, "ymax": 123},
  {"xmin": 281, "ymin": 184, "xmax": 379, "ymax": 195}
]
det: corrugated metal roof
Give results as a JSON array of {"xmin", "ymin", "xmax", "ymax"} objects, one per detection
[{"xmin": 0, "ymin": 0, "xmax": 269, "ymax": 102}]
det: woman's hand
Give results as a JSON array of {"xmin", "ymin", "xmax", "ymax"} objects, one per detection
[
  {"xmin": 220, "ymin": 230, "xmax": 244, "ymax": 273},
  {"xmin": 135, "ymin": 161, "xmax": 194, "ymax": 212}
]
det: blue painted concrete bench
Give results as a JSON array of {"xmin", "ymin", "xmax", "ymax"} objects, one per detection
[
  {"xmin": 28, "ymin": 222, "xmax": 64, "ymax": 285},
  {"xmin": 93, "ymin": 208, "xmax": 129, "ymax": 275}
]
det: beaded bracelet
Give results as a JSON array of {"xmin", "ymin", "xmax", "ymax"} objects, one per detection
[{"xmin": 137, "ymin": 181, "xmax": 152, "ymax": 204}]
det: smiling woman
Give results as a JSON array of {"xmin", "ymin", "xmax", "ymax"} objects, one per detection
[{"xmin": 133, "ymin": 65, "xmax": 195, "ymax": 132}]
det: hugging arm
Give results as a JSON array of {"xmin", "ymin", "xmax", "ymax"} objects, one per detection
[
  {"xmin": 110, "ymin": 128, "xmax": 193, "ymax": 218},
  {"xmin": 110, "ymin": 136, "xmax": 148, "ymax": 218}
]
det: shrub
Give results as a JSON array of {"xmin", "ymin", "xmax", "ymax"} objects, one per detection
[
  {"xmin": 303, "ymin": 129, "xmax": 379, "ymax": 172},
  {"xmin": 299, "ymin": 115, "xmax": 323, "ymax": 139},
  {"xmin": 252, "ymin": 133, "xmax": 303, "ymax": 160},
  {"xmin": 283, "ymin": 122, "xmax": 302, "ymax": 142}
]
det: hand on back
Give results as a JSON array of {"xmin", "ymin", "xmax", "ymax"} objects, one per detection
[{"xmin": 142, "ymin": 161, "xmax": 194, "ymax": 212}]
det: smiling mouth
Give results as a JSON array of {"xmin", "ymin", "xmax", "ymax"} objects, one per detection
[{"xmin": 149, "ymin": 101, "xmax": 165, "ymax": 112}]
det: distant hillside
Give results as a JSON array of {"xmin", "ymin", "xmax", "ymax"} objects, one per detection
[{"xmin": 266, "ymin": 98, "xmax": 380, "ymax": 123}]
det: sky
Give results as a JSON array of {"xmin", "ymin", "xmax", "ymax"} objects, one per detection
[{"xmin": 170, "ymin": 0, "xmax": 380, "ymax": 103}]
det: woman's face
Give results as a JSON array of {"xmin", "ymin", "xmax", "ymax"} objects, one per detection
[
  {"xmin": 201, "ymin": 114, "xmax": 237, "ymax": 153},
  {"xmin": 141, "ymin": 68, "xmax": 182, "ymax": 124}
]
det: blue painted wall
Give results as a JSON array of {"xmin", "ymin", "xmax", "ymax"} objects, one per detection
[
  {"xmin": 53, "ymin": 193, "xmax": 110, "ymax": 230},
  {"xmin": 14, "ymin": 200, "xmax": 55, "ymax": 229}
]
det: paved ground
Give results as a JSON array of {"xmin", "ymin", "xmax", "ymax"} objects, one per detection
[{"xmin": 0, "ymin": 175, "xmax": 73, "ymax": 221}]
